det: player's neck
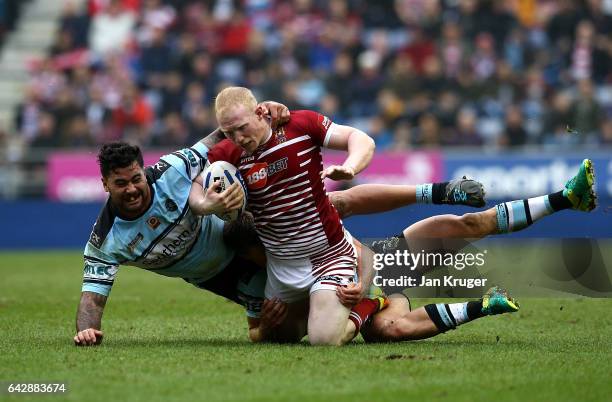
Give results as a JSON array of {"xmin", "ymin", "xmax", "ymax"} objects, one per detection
[{"xmin": 259, "ymin": 126, "xmax": 273, "ymax": 147}]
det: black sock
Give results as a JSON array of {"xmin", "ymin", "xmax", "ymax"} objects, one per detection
[
  {"xmin": 548, "ymin": 190, "xmax": 573, "ymax": 211},
  {"xmin": 431, "ymin": 182, "xmax": 449, "ymax": 204},
  {"xmin": 466, "ymin": 301, "xmax": 485, "ymax": 320}
]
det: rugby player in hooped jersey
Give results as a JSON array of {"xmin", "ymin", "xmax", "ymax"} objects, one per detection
[{"xmin": 206, "ymin": 86, "xmax": 384, "ymax": 346}]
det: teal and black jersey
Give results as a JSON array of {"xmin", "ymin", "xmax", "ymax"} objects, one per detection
[{"xmin": 82, "ymin": 142, "xmax": 235, "ymax": 297}]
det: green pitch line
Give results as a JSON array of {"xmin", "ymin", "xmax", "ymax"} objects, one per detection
[{"xmin": 0, "ymin": 251, "xmax": 611, "ymax": 402}]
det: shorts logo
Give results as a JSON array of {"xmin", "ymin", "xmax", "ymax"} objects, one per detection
[
  {"xmin": 89, "ymin": 231, "xmax": 102, "ymax": 248},
  {"xmin": 165, "ymin": 199, "xmax": 178, "ymax": 212},
  {"xmin": 245, "ymin": 162, "xmax": 269, "ymax": 190},
  {"xmin": 315, "ymin": 275, "xmax": 353, "ymax": 286},
  {"xmin": 147, "ymin": 216, "xmax": 161, "ymax": 230},
  {"xmin": 127, "ymin": 233, "xmax": 144, "ymax": 252}
]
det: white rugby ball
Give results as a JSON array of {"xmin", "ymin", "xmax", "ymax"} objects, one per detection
[{"xmin": 201, "ymin": 160, "xmax": 247, "ymax": 222}]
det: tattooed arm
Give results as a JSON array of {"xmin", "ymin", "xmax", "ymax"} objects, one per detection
[
  {"xmin": 74, "ymin": 292, "xmax": 107, "ymax": 346},
  {"xmin": 199, "ymin": 128, "xmax": 226, "ymax": 149}
]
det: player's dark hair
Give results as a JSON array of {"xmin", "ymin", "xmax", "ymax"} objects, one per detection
[{"xmin": 97, "ymin": 142, "xmax": 144, "ymax": 178}]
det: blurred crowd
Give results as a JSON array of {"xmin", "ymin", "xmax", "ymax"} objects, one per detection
[
  {"xmin": 13, "ymin": 0, "xmax": 612, "ymax": 151},
  {"xmin": 0, "ymin": 0, "xmax": 30, "ymax": 48}
]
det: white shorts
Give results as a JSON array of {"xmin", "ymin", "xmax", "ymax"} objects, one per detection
[{"xmin": 264, "ymin": 230, "xmax": 358, "ymax": 303}]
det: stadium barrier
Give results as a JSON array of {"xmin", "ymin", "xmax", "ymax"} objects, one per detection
[{"xmin": 0, "ymin": 150, "xmax": 609, "ymax": 249}]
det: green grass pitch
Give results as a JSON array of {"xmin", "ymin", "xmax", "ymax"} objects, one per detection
[{"xmin": 1, "ymin": 251, "xmax": 611, "ymax": 402}]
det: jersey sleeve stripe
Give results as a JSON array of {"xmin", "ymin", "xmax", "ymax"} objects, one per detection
[
  {"xmin": 189, "ymin": 145, "xmax": 208, "ymax": 172},
  {"xmin": 84, "ymin": 255, "xmax": 116, "ymax": 266},
  {"xmin": 323, "ymin": 123, "xmax": 339, "ymax": 147},
  {"xmin": 83, "ymin": 278, "xmax": 115, "ymax": 285},
  {"xmin": 297, "ymin": 145, "xmax": 317, "ymax": 156},
  {"xmin": 172, "ymin": 151, "xmax": 192, "ymax": 178}
]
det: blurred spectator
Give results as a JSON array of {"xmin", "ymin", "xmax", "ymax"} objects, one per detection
[
  {"xmin": 30, "ymin": 113, "xmax": 59, "ymax": 148},
  {"xmin": 50, "ymin": 87, "xmax": 83, "ymax": 137},
  {"xmin": 415, "ymin": 113, "xmax": 441, "ymax": 148},
  {"xmin": 186, "ymin": 105, "xmax": 216, "ymax": 143},
  {"xmin": 439, "ymin": 21, "xmax": 467, "ymax": 79},
  {"xmin": 569, "ymin": 20, "xmax": 610, "ymax": 83},
  {"xmin": 325, "ymin": 52, "xmax": 355, "ymax": 111},
  {"xmin": 111, "ymin": 83, "xmax": 154, "ymax": 143},
  {"xmin": 471, "ymin": 32, "xmax": 497, "ymax": 81},
  {"xmin": 89, "ymin": 0, "xmax": 136, "ymax": 56},
  {"xmin": 140, "ymin": 27, "xmax": 172, "ymax": 88},
  {"xmin": 137, "ymin": 0, "xmax": 176, "ymax": 43},
  {"xmin": 500, "ymin": 105, "xmax": 528, "ymax": 147},
  {"xmin": 351, "ymin": 50, "xmax": 384, "ymax": 116},
  {"xmin": 85, "ymin": 86, "xmax": 112, "ymax": 142},
  {"xmin": 15, "ymin": 85, "xmax": 44, "ymax": 142},
  {"xmin": 391, "ymin": 121, "xmax": 413, "ymax": 151},
  {"xmin": 367, "ymin": 115, "xmax": 393, "ymax": 150},
  {"xmin": 401, "ymin": 28, "xmax": 435, "ymax": 75},
  {"xmin": 570, "ymin": 79, "xmax": 603, "ymax": 140},
  {"xmin": 60, "ymin": 1, "xmax": 90, "ymax": 50},
  {"xmin": 153, "ymin": 112, "xmax": 189, "ymax": 147},
  {"xmin": 600, "ymin": 119, "xmax": 612, "ymax": 145},
  {"xmin": 60, "ymin": 115, "xmax": 96, "ymax": 147},
  {"xmin": 159, "ymin": 71, "xmax": 184, "ymax": 116},
  {"xmin": 446, "ymin": 107, "xmax": 483, "ymax": 147}
]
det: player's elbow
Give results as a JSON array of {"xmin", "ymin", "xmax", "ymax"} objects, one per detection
[{"xmin": 361, "ymin": 133, "xmax": 375, "ymax": 155}]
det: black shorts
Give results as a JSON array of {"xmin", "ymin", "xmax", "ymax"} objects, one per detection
[{"xmin": 186, "ymin": 256, "xmax": 266, "ymax": 318}]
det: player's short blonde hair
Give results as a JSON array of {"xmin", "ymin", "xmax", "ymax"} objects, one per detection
[{"xmin": 215, "ymin": 86, "xmax": 258, "ymax": 119}]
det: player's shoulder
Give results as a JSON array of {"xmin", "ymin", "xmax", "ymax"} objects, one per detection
[
  {"xmin": 286, "ymin": 110, "xmax": 331, "ymax": 132},
  {"xmin": 209, "ymin": 139, "xmax": 243, "ymax": 164},
  {"xmin": 155, "ymin": 143, "xmax": 209, "ymax": 181},
  {"xmin": 88, "ymin": 199, "xmax": 116, "ymax": 250}
]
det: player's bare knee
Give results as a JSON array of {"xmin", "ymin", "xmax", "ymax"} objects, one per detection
[{"xmin": 308, "ymin": 330, "xmax": 343, "ymax": 346}]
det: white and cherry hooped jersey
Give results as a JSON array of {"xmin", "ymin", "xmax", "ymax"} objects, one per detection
[{"xmin": 208, "ymin": 110, "xmax": 358, "ymax": 301}]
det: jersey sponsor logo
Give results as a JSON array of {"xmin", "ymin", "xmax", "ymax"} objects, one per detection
[
  {"xmin": 245, "ymin": 163, "xmax": 269, "ymax": 190},
  {"xmin": 147, "ymin": 216, "xmax": 161, "ymax": 230},
  {"xmin": 127, "ymin": 233, "xmax": 144, "ymax": 252},
  {"xmin": 142, "ymin": 216, "xmax": 200, "ymax": 268},
  {"xmin": 84, "ymin": 262, "xmax": 115, "ymax": 278},
  {"xmin": 320, "ymin": 115, "xmax": 331, "ymax": 130},
  {"xmin": 165, "ymin": 199, "xmax": 178, "ymax": 212},
  {"xmin": 244, "ymin": 157, "xmax": 288, "ymax": 190}
]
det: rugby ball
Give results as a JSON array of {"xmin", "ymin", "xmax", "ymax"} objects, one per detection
[{"xmin": 201, "ymin": 160, "xmax": 247, "ymax": 222}]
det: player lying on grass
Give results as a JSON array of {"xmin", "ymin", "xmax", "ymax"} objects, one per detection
[
  {"xmin": 240, "ymin": 158, "xmax": 596, "ymax": 343},
  {"xmin": 73, "ymin": 114, "xmax": 484, "ymax": 346}
]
